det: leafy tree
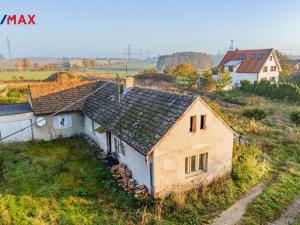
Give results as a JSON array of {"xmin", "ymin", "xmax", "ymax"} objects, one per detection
[
  {"xmin": 276, "ymin": 50, "xmax": 293, "ymax": 77},
  {"xmin": 15, "ymin": 58, "xmax": 30, "ymax": 71},
  {"xmin": 198, "ymin": 69, "xmax": 216, "ymax": 91},
  {"xmin": 170, "ymin": 63, "xmax": 198, "ymax": 86},
  {"xmin": 216, "ymin": 70, "xmax": 232, "ymax": 90}
]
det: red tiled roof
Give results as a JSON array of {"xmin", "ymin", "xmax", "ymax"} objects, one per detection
[
  {"xmin": 219, "ymin": 49, "xmax": 274, "ymax": 73},
  {"xmin": 29, "ymin": 81, "xmax": 97, "ymax": 115}
]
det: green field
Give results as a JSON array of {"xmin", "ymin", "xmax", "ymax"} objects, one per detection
[
  {"xmin": 91, "ymin": 62, "xmax": 156, "ymax": 76},
  {"xmin": 0, "ymin": 71, "xmax": 55, "ymax": 80}
]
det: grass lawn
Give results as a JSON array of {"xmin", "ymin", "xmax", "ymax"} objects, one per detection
[
  {"xmin": 208, "ymin": 90, "xmax": 300, "ymax": 225},
  {"xmin": 293, "ymin": 213, "xmax": 300, "ymax": 225},
  {"xmin": 0, "ymin": 137, "xmax": 138, "ymax": 225},
  {"xmin": 0, "ymin": 71, "xmax": 55, "ymax": 80},
  {"xmin": 0, "ymin": 136, "xmax": 269, "ymax": 225}
]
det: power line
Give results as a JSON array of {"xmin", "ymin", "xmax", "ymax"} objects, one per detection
[
  {"xmin": 6, "ymin": 37, "xmax": 11, "ymax": 60},
  {"xmin": 0, "ymin": 81, "xmax": 111, "ymax": 142},
  {"xmin": 123, "ymin": 44, "xmax": 136, "ymax": 61}
]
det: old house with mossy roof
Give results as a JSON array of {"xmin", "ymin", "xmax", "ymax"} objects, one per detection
[{"xmin": 1, "ymin": 78, "xmax": 235, "ymax": 198}]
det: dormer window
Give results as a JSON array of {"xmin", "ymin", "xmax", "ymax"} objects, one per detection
[
  {"xmin": 239, "ymin": 54, "xmax": 246, "ymax": 60},
  {"xmin": 258, "ymin": 54, "xmax": 263, "ymax": 59},
  {"xmin": 251, "ymin": 54, "xmax": 257, "ymax": 59}
]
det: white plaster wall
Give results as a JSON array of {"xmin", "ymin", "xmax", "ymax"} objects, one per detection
[
  {"xmin": 258, "ymin": 53, "xmax": 279, "ymax": 83},
  {"xmin": 111, "ymin": 134, "xmax": 151, "ymax": 191},
  {"xmin": 152, "ymin": 98, "xmax": 234, "ymax": 197},
  {"xmin": 231, "ymin": 72, "xmax": 258, "ymax": 87},
  {"xmin": 0, "ymin": 112, "xmax": 34, "ymax": 142},
  {"xmin": 84, "ymin": 115, "xmax": 108, "ymax": 152},
  {"xmin": 32, "ymin": 112, "xmax": 84, "ymax": 140}
]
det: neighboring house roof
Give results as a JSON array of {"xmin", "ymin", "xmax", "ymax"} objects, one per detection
[
  {"xmin": 224, "ymin": 60, "xmax": 242, "ymax": 67},
  {"xmin": 0, "ymin": 103, "xmax": 32, "ymax": 116},
  {"xmin": 219, "ymin": 49, "xmax": 278, "ymax": 73},
  {"xmin": 29, "ymin": 81, "xmax": 97, "ymax": 115},
  {"xmin": 84, "ymin": 81, "xmax": 197, "ymax": 155}
]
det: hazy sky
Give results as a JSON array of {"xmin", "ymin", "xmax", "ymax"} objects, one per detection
[{"xmin": 0, "ymin": 0, "xmax": 300, "ymax": 58}]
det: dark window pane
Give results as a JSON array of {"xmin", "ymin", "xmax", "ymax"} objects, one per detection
[{"xmin": 191, "ymin": 155, "xmax": 196, "ymax": 172}]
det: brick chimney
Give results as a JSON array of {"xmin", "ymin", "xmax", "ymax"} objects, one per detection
[{"xmin": 124, "ymin": 77, "xmax": 134, "ymax": 90}]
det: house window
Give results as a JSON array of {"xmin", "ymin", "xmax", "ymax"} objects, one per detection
[
  {"xmin": 113, "ymin": 137, "xmax": 119, "ymax": 153},
  {"xmin": 91, "ymin": 121, "xmax": 95, "ymax": 135},
  {"xmin": 199, "ymin": 153, "xmax": 208, "ymax": 171},
  {"xmin": 200, "ymin": 115, "xmax": 206, "ymax": 130},
  {"xmin": 263, "ymin": 66, "xmax": 268, "ymax": 72},
  {"xmin": 185, "ymin": 153, "xmax": 208, "ymax": 174},
  {"xmin": 185, "ymin": 157, "xmax": 189, "ymax": 174},
  {"xmin": 228, "ymin": 66, "xmax": 234, "ymax": 72},
  {"xmin": 270, "ymin": 66, "xmax": 277, "ymax": 72},
  {"xmin": 53, "ymin": 115, "xmax": 72, "ymax": 129},
  {"xmin": 191, "ymin": 155, "xmax": 196, "ymax": 172},
  {"xmin": 120, "ymin": 141, "xmax": 125, "ymax": 155},
  {"xmin": 190, "ymin": 116, "xmax": 196, "ymax": 133},
  {"xmin": 270, "ymin": 56, "xmax": 273, "ymax": 61}
]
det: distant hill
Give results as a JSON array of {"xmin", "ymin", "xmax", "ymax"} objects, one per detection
[
  {"xmin": 0, "ymin": 54, "xmax": 6, "ymax": 60},
  {"xmin": 156, "ymin": 52, "xmax": 213, "ymax": 72}
]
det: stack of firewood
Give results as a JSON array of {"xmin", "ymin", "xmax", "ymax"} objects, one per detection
[{"xmin": 111, "ymin": 164, "xmax": 149, "ymax": 198}]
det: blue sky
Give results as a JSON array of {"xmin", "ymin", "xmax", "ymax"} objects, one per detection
[{"xmin": 0, "ymin": 0, "xmax": 300, "ymax": 58}]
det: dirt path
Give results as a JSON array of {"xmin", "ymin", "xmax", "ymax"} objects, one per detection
[
  {"xmin": 209, "ymin": 182, "xmax": 266, "ymax": 225},
  {"xmin": 269, "ymin": 195, "xmax": 300, "ymax": 225}
]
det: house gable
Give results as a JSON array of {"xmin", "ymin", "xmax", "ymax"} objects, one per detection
[{"xmin": 150, "ymin": 97, "xmax": 234, "ymax": 196}]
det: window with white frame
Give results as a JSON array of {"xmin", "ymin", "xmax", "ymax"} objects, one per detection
[
  {"xmin": 185, "ymin": 153, "xmax": 208, "ymax": 174},
  {"xmin": 53, "ymin": 115, "xmax": 72, "ymax": 129}
]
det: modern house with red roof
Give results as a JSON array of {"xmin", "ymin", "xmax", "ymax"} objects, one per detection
[{"xmin": 218, "ymin": 49, "xmax": 282, "ymax": 87}]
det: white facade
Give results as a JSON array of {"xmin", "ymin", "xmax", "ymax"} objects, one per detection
[
  {"xmin": 84, "ymin": 115, "xmax": 152, "ymax": 191},
  {"xmin": 0, "ymin": 112, "xmax": 34, "ymax": 142},
  {"xmin": 222, "ymin": 51, "xmax": 280, "ymax": 87},
  {"xmin": 0, "ymin": 112, "xmax": 84, "ymax": 142}
]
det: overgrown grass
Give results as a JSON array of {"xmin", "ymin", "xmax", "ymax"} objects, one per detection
[
  {"xmin": 209, "ymin": 89, "xmax": 300, "ymax": 224},
  {"xmin": 0, "ymin": 137, "xmax": 139, "ymax": 225},
  {"xmin": 0, "ymin": 87, "xmax": 27, "ymax": 104},
  {"xmin": 241, "ymin": 171, "xmax": 300, "ymax": 225},
  {"xmin": 0, "ymin": 137, "xmax": 269, "ymax": 225}
]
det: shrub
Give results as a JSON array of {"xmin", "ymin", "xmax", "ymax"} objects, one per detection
[
  {"xmin": 243, "ymin": 108, "xmax": 267, "ymax": 120},
  {"xmin": 231, "ymin": 145, "xmax": 270, "ymax": 191},
  {"xmin": 290, "ymin": 109, "xmax": 300, "ymax": 124},
  {"xmin": 239, "ymin": 79, "xmax": 300, "ymax": 102}
]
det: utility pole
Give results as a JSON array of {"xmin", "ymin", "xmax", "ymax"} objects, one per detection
[
  {"xmin": 7, "ymin": 37, "xmax": 11, "ymax": 60},
  {"xmin": 123, "ymin": 44, "xmax": 135, "ymax": 77},
  {"xmin": 230, "ymin": 39, "xmax": 234, "ymax": 51},
  {"xmin": 123, "ymin": 44, "xmax": 135, "ymax": 61}
]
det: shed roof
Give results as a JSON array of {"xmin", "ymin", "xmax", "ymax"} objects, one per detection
[
  {"xmin": 29, "ymin": 81, "xmax": 97, "ymax": 115},
  {"xmin": 0, "ymin": 103, "xmax": 32, "ymax": 116}
]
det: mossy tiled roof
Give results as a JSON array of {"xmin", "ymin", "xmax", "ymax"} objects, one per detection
[{"xmin": 84, "ymin": 81, "xmax": 196, "ymax": 155}]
